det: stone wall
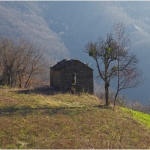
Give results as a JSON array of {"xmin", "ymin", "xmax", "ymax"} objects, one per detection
[
  {"xmin": 50, "ymin": 70, "xmax": 61, "ymax": 89},
  {"xmin": 59, "ymin": 60, "xmax": 93, "ymax": 93}
]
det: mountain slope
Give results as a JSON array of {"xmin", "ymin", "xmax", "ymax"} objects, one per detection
[{"xmin": 0, "ymin": 2, "xmax": 69, "ymax": 61}]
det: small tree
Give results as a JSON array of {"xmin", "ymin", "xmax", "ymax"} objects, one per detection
[
  {"xmin": 85, "ymin": 34, "xmax": 118, "ymax": 106},
  {"xmin": 112, "ymin": 23, "xmax": 143, "ymax": 107}
]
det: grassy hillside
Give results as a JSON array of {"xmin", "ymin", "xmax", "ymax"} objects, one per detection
[
  {"xmin": 0, "ymin": 88, "xmax": 150, "ymax": 149},
  {"xmin": 121, "ymin": 107, "xmax": 150, "ymax": 129}
]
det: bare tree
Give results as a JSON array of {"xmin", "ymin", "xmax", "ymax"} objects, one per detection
[
  {"xmin": 24, "ymin": 47, "xmax": 47, "ymax": 88},
  {"xmin": 0, "ymin": 38, "xmax": 48, "ymax": 88},
  {"xmin": 0, "ymin": 38, "xmax": 22, "ymax": 86},
  {"xmin": 85, "ymin": 23, "xmax": 143, "ymax": 106},
  {"xmin": 112, "ymin": 23, "xmax": 143, "ymax": 107}
]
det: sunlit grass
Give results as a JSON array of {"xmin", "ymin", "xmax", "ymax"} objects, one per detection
[
  {"xmin": 120, "ymin": 107, "xmax": 150, "ymax": 129},
  {"xmin": 0, "ymin": 89, "xmax": 102, "ymax": 110}
]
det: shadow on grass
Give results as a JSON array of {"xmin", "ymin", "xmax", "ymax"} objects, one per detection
[
  {"xmin": 0, "ymin": 106, "xmax": 87, "ymax": 117},
  {"xmin": 15, "ymin": 86, "xmax": 81, "ymax": 96},
  {"xmin": 16, "ymin": 87, "xmax": 61, "ymax": 95},
  {"xmin": 94, "ymin": 104, "xmax": 113, "ymax": 109},
  {"xmin": 0, "ymin": 104, "xmax": 113, "ymax": 117}
]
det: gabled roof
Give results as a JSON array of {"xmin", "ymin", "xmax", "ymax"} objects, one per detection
[{"xmin": 50, "ymin": 59, "xmax": 92, "ymax": 70}]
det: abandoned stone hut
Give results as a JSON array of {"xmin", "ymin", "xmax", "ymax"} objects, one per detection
[{"xmin": 50, "ymin": 59, "xmax": 93, "ymax": 93}]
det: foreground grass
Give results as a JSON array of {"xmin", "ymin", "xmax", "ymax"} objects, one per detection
[{"xmin": 0, "ymin": 88, "xmax": 150, "ymax": 148}]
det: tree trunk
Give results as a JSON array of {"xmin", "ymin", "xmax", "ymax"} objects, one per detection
[
  {"xmin": 114, "ymin": 90, "xmax": 119, "ymax": 108},
  {"xmin": 24, "ymin": 70, "xmax": 33, "ymax": 88},
  {"xmin": 18, "ymin": 76, "xmax": 22, "ymax": 88},
  {"xmin": 105, "ymin": 82, "xmax": 110, "ymax": 106}
]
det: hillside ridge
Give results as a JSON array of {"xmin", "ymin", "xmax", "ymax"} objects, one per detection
[{"xmin": 0, "ymin": 88, "xmax": 150, "ymax": 149}]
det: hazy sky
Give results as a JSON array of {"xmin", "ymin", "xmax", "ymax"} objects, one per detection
[{"xmin": 1, "ymin": 1, "xmax": 150, "ymax": 103}]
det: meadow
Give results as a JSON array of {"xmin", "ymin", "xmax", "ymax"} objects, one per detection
[{"xmin": 0, "ymin": 88, "xmax": 150, "ymax": 149}]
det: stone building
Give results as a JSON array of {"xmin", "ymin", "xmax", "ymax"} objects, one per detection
[{"xmin": 50, "ymin": 59, "xmax": 93, "ymax": 94}]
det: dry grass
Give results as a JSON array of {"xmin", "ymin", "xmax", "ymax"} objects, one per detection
[
  {"xmin": 0, "ymin": 88, "xmax": 150, "ymax": 148},
  {"xmin": 0, "ymin": 88, "xmax": 101, "ymax": 110}
]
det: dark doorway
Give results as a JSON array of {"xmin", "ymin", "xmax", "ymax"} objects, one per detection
[{"xmin": 72, "ymin": 73, "xmax": 76, "ymax": 85}]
